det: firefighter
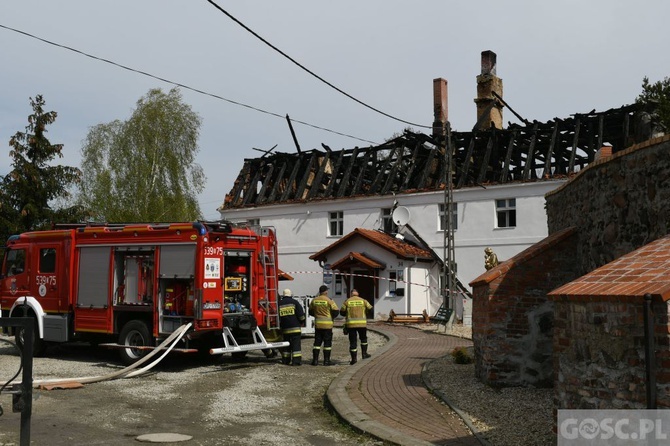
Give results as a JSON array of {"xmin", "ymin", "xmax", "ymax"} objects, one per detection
[
  {"xmin": 340, "ymin": 289, "xmax": 373, "ymax": 365},
  {"xmin": 309, "ymin": 285, "xmax": 339, "ymax": 366},
  {"xmin": 278, "ymin": 288, "xmax": 306, "ymax": 366}
]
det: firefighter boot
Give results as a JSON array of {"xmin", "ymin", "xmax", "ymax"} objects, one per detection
[
  {"xmin": 311, "ymin": 350, "xmax": 320, "ymax": 366},
  {"xmin": 292, "ymin": 355, "xmax": 302, "ymax": 366},
  {"xmin": 323, "ymin": 350, "xmax": 332, "ymax": 366},
  {"xmin": 349, "ymin": 351, "xmax": 357, "ymax": 365},
  {"xmin": 362, "ymin": 344, "xmax": 371, "ymax": 359}
]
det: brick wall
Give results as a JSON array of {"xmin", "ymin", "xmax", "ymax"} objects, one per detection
[
  {"xmin": 553, "ymin": 297, "xmax": 670, "ymax": 409},
  {"xmin": 471, "ymin": 228, "xmax": 579, "ymax": 387}
]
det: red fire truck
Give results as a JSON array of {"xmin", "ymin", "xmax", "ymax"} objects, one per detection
[{"xmin": 0, "ymin": 221, "xmax": 287, "ymax": 364}]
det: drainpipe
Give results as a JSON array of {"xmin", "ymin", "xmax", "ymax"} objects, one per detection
[{"xmin": 643, "ymin": 293, "xmax": 657, "ymax": 409}]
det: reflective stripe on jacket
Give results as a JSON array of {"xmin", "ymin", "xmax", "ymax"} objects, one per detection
[
  {"xmin": 279, "ymin": 296, "xmax": 305, "ymax": 335},
  {"xmin": 340, "ymin": 296, "xmax": 372, "ymax": 328},
  {"xmin": 309, "ymin": 294, "xmax": 339, "ymax": 329}
]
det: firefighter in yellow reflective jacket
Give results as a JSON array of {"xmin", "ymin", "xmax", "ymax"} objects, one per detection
[
  {"xmin": 278, "ymin": 289, "xmax": 306, "ymax": 365},
  {"xmin": 340, "ymin": 289, "xmax": 373, "ymax": 364},
  {"xmin": 308, "ymin": 285, "xmax": 339, "ymax": 366}
]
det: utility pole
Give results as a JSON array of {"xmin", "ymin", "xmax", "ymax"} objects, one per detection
[{"xmin": 442, "ymin": 122, "xmax": 456, "ymax": 314}]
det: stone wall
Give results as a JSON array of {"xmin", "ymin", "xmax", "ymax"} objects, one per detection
[
  {"xmin": 471, "ymin": 228, "xmax": 579, "ymax": 387},
  {"xmin": 546, "ymin": 136, "xmax": 670, "ymax": 276},
  {"xmin": 471, "ymin": 136, "xmax": 670, "ymax": 390},
  {"xmin": 553, "ymin": 298, "xmax": 670, "ymax": 409}
]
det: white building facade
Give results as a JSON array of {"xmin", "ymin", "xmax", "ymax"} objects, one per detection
[{"xmin": 219, "ymin": 179, "xmax": 565, "ymax": 317}]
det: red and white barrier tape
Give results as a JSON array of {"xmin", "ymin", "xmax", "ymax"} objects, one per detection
[{"xmin": 285, "ymin": 270, "xmax": 443, "ymax": 291}]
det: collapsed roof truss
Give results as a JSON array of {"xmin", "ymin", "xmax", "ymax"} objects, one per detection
[{"xmin": 223, "ymin": 103, "xmax": 650, "ymax": 209}]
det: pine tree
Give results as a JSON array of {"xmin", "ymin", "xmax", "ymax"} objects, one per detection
[
  {"xmin": 0, "ymin": 95, "xmax": 82, "ymax": 241},
  {"xmin": 636, "ymin": 76, "xmax": 670, "ymax": 132}
]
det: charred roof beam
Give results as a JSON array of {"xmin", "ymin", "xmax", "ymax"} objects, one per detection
[
  {"xmin": 267, "ymin": 161, "xmax": 288, "ymax": 203},
  {"xmin": 296, "ymin": 152, "xmax": 318, "ymax": 200},
  {"xmin": 351, "ymin": 150, "xmax": 372, "ymax": 196},
  {"xmin": 400, "ymin": 140, "xmax": 422, "ymax": 191},
  {"xmin": 336, "ymin": 147, "xmax": 359, "ymax": 198},
  {"xmin": 307, "ymin": 151, "xmax": 331, "ymax": 200},
  {"xmin": 280, "ymin": 157, "xmax": 303, "ymax": 202},
  {"xmin": 323, "ymin": 150, "xmax": 345, "ymax": 197}
]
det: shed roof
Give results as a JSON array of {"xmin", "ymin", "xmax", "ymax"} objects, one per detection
[
  {"xmin": 310, "ymin": 228, "xmax": 433, "ymax": 263},
  {"xmin": 330, "ymin": 252, "xmax": 385, "ymax": 271},
  {"xmin": 549, "ymin": 233, "xmax": 670, "ymax": 302}
]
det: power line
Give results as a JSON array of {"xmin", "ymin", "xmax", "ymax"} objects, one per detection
[
  {"xmin": 0, "ymin": 23, "xmax": 378, "ymax": 145},
  {"xmin": 204, "ymin": 0, "xmax": 431, "ymax": 130}
]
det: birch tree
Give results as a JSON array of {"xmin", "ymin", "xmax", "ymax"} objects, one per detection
[{"xmin": 78, "ymin": 88, "xmax": 205, "ymax": 222}]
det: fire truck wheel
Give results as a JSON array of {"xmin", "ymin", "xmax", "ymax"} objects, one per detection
[{"xmin": 119, "ymin": 320, "xmax": 151, "ymax": 365}]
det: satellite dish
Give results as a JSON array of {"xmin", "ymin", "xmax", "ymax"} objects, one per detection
[{"xmin": 392, "ymin": 206, "xmax": 411, "ymax": 226}]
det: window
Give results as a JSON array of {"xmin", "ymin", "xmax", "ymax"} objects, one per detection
[
  {"xmin": 381, "ymin": 208, "xmax": 397, "ymax": 233},
  {"xmin": 389, "ymin": 269, "xmax": 404, "ymax": 294},
  {"xmin": 40, "ymin": 248, "xmax": 56, "ymax": 273},
  {"xmin": 496, "ymin": 198, "xmax": 516, "ymax": 228},
  {"xmin": 438, "ymin": 203, "xmax": 458, "ymax": 231},
  {"xmin": 4, "ymin": 249, "xmax": 26, "ymax": 277},
  {"xmin": 328, "ymin": 211, "xmax": 343, "ymax": 237},
  {"xmin": 334, "ymin": 275, "xmax": 343, "ymax": 295},
  {"xmin": 247, "ymin": 218, "xmax": 260, "ymax": 227}
]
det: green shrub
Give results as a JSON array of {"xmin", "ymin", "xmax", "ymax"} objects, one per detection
[{"xmin": 450, "ymin": 346, "xmax": 473, "ymax": 364}]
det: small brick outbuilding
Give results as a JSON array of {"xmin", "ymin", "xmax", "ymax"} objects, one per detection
[
  {"xmin": 470, "ymin": 227, "xmax": 579, "ymax": 387},
  {"xmin": 548, "ymin": 234, "xmax": 670, "ymax": 409}
]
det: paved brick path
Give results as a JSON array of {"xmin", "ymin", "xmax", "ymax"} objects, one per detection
[{"xmin": 328, "ymin": 322, "xmax": 480, "ymax": 446}]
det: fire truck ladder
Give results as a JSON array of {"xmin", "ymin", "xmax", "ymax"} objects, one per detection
[{"xmin": 260, "ymin": 241, "xmax": 281, "ymax": 330}]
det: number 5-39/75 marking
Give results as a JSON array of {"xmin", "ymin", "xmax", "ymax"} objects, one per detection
[
  {"xmin": 36, "ymin": 275, "xmax": 57, "ymax": 286},
  {"xmin": 203, "ymin": 246, "xmax": 223, "ymax": 256}
]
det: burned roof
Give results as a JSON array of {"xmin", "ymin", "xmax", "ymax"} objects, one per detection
[{"xmin": 221, "ymin": 103, "xmax": 656, "ymax": 210}]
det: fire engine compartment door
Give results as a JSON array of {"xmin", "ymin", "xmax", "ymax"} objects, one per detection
[
  {"xmin": 158, "ymin": 244, "xmax": 196, "ymax": 334},
  {"xmin": 75, "ymin": 246, "xmax": 112, "ymax": 333},
  {"xmin": 159, "ymin": 245, "xmax": 196, "ymax": 278}
]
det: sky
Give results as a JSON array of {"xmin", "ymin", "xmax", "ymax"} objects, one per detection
[{"xmin": 1, "ymin": 1, "xmax": 669, "ymax": 220}]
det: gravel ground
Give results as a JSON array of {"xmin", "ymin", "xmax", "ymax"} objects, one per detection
[
  {"xmin": 1, "ymin": 324, "xmax": 555, "ymax": 446},
  {"xmin": 0, "ymin": 329, "xmax": 387, "ymax": 446},
  {"xmin": 418, "ymin": 323, "xmax": 555, "ymax": 446}
]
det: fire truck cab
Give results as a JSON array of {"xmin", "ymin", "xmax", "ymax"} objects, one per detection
[{"xmin": 0, "ymin": 221, "xmax": 287, "ymax": 364}]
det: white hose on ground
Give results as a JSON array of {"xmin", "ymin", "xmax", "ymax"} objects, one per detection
[
  {"xmin": 116, "ymin": 323, "xmax": 194, "ymax": 379},
  {"xmin": 5, "ymin": 323, "xmax": 193, "ymax": 388}
]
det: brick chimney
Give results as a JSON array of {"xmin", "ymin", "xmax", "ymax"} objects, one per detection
[
  {"xmin": 474, "ymin": 50, "xmax": 503, "ymax": 130},
  {"xmin": 594, "ymin": 145, "xmax": 613, "ymax": 162},
  {"xmin": 432, "ymin": 78, "xmax": 448, "ymax": 139}
]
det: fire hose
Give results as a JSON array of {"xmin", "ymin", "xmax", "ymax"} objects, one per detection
[{"xmin": 3, "ymin": 323, "xmax": 192, "ymax": 389}]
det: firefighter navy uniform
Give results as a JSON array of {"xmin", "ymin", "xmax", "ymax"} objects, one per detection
[
  {"xmin": 278, "ymin": 289, "xmax": 306, "ymax": 366},
  {"xmin": 308, "ymin": 285, "xmax": 339, "ymax": 366},
  {"xmin": 340, "ymin": 289, "xmax": 373, "ymax": 364}
]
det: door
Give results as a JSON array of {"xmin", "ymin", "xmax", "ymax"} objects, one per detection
[
  {"xmin": 352, "ymin": 269, "xmax": 376, "ymax": 319},
  {"xmin": 33, "ymin": 244, "xmax": 63, "ymax": 313},
  {"xmin": 1, "ymin": 246, "xmax": 29, "ymax": 307}
]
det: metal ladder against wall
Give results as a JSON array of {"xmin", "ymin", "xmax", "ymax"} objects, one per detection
[{"xmin": 259, "ymin": 228, "xmax": 280, "ymax": 330}]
